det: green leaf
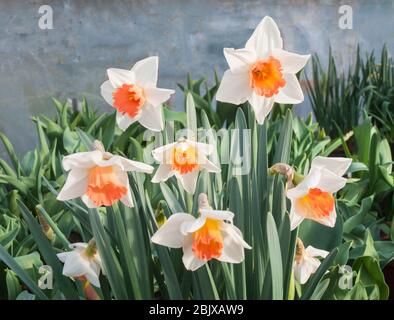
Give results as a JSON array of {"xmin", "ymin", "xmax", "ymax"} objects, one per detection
[
  {"xmin": 266, "ymin": 211, "xmax": 283, "ymax": 300},
  {"xmin": 0, "ymin": 245, "xmax": 47, "ymax": 300}
]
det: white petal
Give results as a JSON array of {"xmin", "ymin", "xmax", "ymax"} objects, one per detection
[
  {"xmin": 293, "ymin": 257, "xmax": 320, "ymax": 285},
  {"xmin": 305, "ymin": 246, "xmax": 329, "ymax": 259},
  {"xmin": 182, "ymin": 237, "xmax": 206, "ymax": 271},
  {"xmin": 245, "ymin": 16, "xmax": 283, "ymax": 58},
  {"xmin": 107, "ymin": 68, "xmax": 135, "ymax": 88},
  {"xmin": 62, "ymin": 252, "xmax": 90, "ymax": 277},
  {"xmin": 180, "ymin": 216, "xmax": 206, "ymax": 235},
  {"xmin": 272, "ymin": 49, "xmax": 310, "ymax": 74},
  {"xmin": 223, "ymin": 48, "xmax": 256, "ymax": 72},
  {"xmin": 138, "ymin": 104, "xmax": 164, "ymax": 132},
  {"xmin": 274, "ymin": 74, "xmax": 304, "ymax": 105},
  {"xmin": 110, "ymin": 155, "xmax": 153, "ymax": 173},
  {"xmin": 117, "ymin": 171, "xmax": 134, "ymax": 208},
  {"xmin": 57, "ymin": 168, "xmax": 89, "ymax": 201},
  {"xmin": 216, "ymin": 69, "xmax": 252, "ymax": 105},
  {"xmin": 248, "ymin": 93, "xmax": 275, "ymax": 124},
  {"xmin": 116, "ymin": 112, "xmax": 140, "ymax": 131},
  {"xmin": 100, "ymin": 80, "xmax": 114, "ymax": 106},
  {"xmin": 311, "ymin": 156, "xmax": 352, "ymax": 176},
  {"xmin": 152, "ymin": 142, "xmax": 177, "ymax": 163},
  {"xmin": 199, "ymin": 209, "xmax": 234, "ymax": 221},
  {"xmin": 131, "ymin": 56, "xmax": 158, "ymax": 87},
  {"xmin": 316, "ymin": 168, "xmax": 347, "ymax": 193},
  {"xmin": 145, "ymin": 87, "xmax": 175, "ymax": 107},
  {"xmin": 69, "ymin": 243, "xmax": 88, "ymax": 250},
  {"xmin": 151, "ymin": 213, "xmax": 195, "ymax": 248},
  {"xmin": 200, "ymin": 159, "xmax": 221, "ymax": 173},
  {"xmin": 81, "ymin": 195, "xmax": 98, "ymax": 209},
  {"xmin": 151, "ymin": 164, "xmax": 174, "ymax": 183},
  {"xmin": 85, "ymin": 269, "xmax": 101, "ymax": 288},
  {"xmin": 286, "ymin": 167, "xmax": 321, "ymax": 200},
  {"xmin": 219, "ymin": 232, "xmax": 245, "ymax": 263},
  {"xmin": 178, "ymin": 170, "xmax": 199, "ymax": 194},
  {"xmin": 57, "ymin": 252, "xmax": 71, "ymax": 263},
  {"xmin": 289, "ymin": 205, "xmax": 305, "ymax": 230},
  {"xmin": 187, "ymin": 140, "xmax": 214, "ymax": 155},
  {"xmin": 62, "ymin": 150, "xmax": 102, "ymax": 171}
]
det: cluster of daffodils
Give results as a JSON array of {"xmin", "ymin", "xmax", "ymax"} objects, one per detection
[{"xmin": 55, "ymin": 16, "xmax": 352, "ymax": 289}]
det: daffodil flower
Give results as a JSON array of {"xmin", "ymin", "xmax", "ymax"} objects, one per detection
[
  {"xmin": 151, "ymin": 138, "xmax": 220, "ymax": 194},
  {"xmin": 57, "ymin": 241, "xmax": 103, "ymax": 288},
  {"xmin": 151, "ymin": 194, "xmax": 251, "ymax": 271},
  {"xmin": 293, "ymin": 238, "xmax": 328, "ymax": 284},
  {"xmin": 101, "ymin": 56, "xmax": 175, "ymax": 132},
  {"xmin": 286, "ymin": 156, "xmax": 352, "ymax": 230},
  {"xmin": 57, "ymin": 140, "xmax": 153, "ymax": 208},
  {"xmin": 216, "ymin": 16, "xmax": 310, "ymax": 124}
]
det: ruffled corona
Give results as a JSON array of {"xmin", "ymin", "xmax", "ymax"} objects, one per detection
[
  {"xmin": 192, "ymin": 218, "xmax": 223, "ymax": 260},
  {"xmin": 86, "ymin": 166, "xmax": 127, "ymax": 207},
  {"xmin": 171, "ymin": 143, "xmax": 199, "ymax": 174},
  {"xmin": 295, "ymin": 188, "xmax": 334, "ymax": 220},
  {"xmin": 112, "ymin": 84, "xmax": 145, "ymax": 118},
  {"xmin": 249, "ymin": 57, "xmax": 286, "ymax": 97}
]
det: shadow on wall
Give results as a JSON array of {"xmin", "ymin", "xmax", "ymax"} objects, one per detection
[{"xmin": 0, "ymin": 0, "xmax": 393, "ymax": 157}]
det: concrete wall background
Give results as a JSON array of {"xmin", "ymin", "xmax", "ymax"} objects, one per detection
[{"xmin": 0, "ymin": 0, "xmax": 393, "ymax": 157}]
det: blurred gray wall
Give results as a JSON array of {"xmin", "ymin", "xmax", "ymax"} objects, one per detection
[{"xmin": 0, "ymin": 0, "xmax": 393, "ymax": 157}]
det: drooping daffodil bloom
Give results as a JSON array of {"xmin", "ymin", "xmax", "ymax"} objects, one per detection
[
  {"xmin": 151, "ymin": 194, "xmax": 251, "ymax": 271},
  {"xmin": 286, "ymin": 156, "xmax": 352, "ymax": 230},
  {"xmin": 57, "ymin": 140, "xmax": 153, "ymax": 208},
  {"xmin": 216, "ymin": 16, "xmax": 310, "ymax": 124},
  {"xmin": 100, "ymin": 56, "xmax": 175, "ymax": 132},
  {"xmin": 293, "ymin": 238, "xmax": 329, "ymax": 284},
  {"xmin": 57, "ymin": 240, "xmax": 103, "ymax": 288},
  {"xmin": 151, "ymin": 137, "xmax": 220, "ymax": 194}
]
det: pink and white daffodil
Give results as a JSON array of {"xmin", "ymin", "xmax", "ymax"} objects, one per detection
[
  {"xmin": 57, "ymin": 140, "xmax": 153, "ymax": 208},
  {"xmin": 57, "ymin": 241, "xmax": 103, "ymax": 287},
  {"xmin": 151, "ymin": 138, "xmax": 220, "ymax": 194},
  {"xmin": 293, "ymin": 238, "xmax": 329, "ymax": 284},
  {"xmin": 286, "ymin": 156, "xmax": 352, "ymax": 230},
  {"xmin": 216, "ymin": 16, "xmax": 310, "ymax": 124},
  {"xmin": 151, "ymin": 194, "xmax": 251, "ymax": 271},
  {"xmin": 101, "ymin": 56, "xmax": 175, "ymax": 132}
]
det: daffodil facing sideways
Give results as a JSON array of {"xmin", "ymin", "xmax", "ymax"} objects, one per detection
[
  {"xmin": 151, "ymin": 137, "xmax": 220, "ymax": 194},
  {"xmin": 100, "ymin": 56, "xmax": 175, "ymax": 132},
  {"xmin": 293, "ymin": 238, "xmax": 328, "ymax": 284},
  {"xmin": 57, "ymin": 240, "xmax": 103, "ymax": 288},
  {"xmin": 286, "ymin": 156, "xmax": 352, "ymax": 230},
  {"xmin": 151, "ymin": 194, "xmax": 251, "ymax": 271},
  {"xmin": 216, "ymin": 16, "xmax": 310, "ymax": 124},
  {"xmin": 57, "ymin": 140, "xmax": 153, "ymax": 208}
]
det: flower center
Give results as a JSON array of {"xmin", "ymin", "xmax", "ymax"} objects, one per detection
[
  {"xmin": 171, "ymin": 142, "xmax": 199, "ymax": 174},
  {"xmin": 112, "ymin": 84, "xmax": 145, "ymax": 118},
  {"xmin": 192, "ymin": 218, "xmax": 223, "ymax": 261},
  {"xmin": 249, "ymin": 57, "xmax": 286, "ymax": 97},
  {"xmin": 296, "ymin": 188, "xmax": 335, "ymax": 219},
  {"xmin": 86, "ymin": 166, "xmax": 127, "ymax": 207}
]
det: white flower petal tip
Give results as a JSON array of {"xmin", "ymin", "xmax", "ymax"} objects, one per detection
[
  {"xmin": 286, "ymin": 155, "xmax": 351, "ymax": 229},
  {"xmin": 151, "ymin": 197, "xmax": 249, "ymax": 271},
  {"xmin": 217, "ymin": 16, "xmax": 310, "ymax": 124},
  {"xmin": 293, "ymin": 239, "xmax": 327, "ymax": 284},
  {"xmin": 311, "ymin": 156, "xmax": 352, "ymax": 176},
  {"xmin": 151, "ymin": 139, "xmax": 220, "ymax": 194},
  {"xmin": 57, "ymin": 144, "xmax": 152, "ymax": 208},
  {"xmin": 57, "ymin": 241, "xmax": 102, "ymax": 288},
  {"xmin": 100, "ymin": 56, "xmax": 174, "ymax": 132}
]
